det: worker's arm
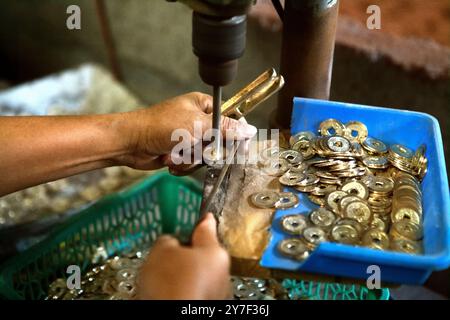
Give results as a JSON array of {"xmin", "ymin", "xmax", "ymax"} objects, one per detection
[{"xmin": 0, "ymin": 92, "xmax": 257, "ymax": 196}]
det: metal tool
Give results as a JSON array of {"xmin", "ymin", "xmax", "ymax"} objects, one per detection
[
  {"xmin": 174, "ymin": 68, "xmax": 284, "ymax": 176},
  {"xmin": 199, "ymin": 139, "xmax": 242, "ymax": 217},
  {"xmin": 199, "ymin": 69, "xmax": 284, "ymax": 217},
  {"xmin": 221, "ymin": 68, "xmax": 285, "ymax": 119}
]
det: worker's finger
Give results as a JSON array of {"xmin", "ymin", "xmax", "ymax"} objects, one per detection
[
  {"xmin": 192, "ymin": 213, "xmax": 220, "ymax": 247},
  {"xmin": 154, "ymin": 235, "xmax": 180, "ymax": 249},
  {"xmin": 221, "ymin": 116, "xmax": 257, "ymax": 140},
  {"xmin": 200, "ymin": 114, "xmax": 257, "ymax": 141},
  {"xmin": 190, "ymin": 92, "xmax": 213, "ymax": 114}
]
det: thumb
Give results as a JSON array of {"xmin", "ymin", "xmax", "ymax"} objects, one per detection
[
  {"xmin": 154, "ymin": 234, "xmax": 180, "ymax": 249},
  {"xmin": 192, "ymin": 213, "xmax": 220, "ymax": 247}
]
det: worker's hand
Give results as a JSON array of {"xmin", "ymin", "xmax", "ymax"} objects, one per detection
[
  {"xmin": 117, "ymin": 92, "xmax": 257, "ymax": 174},
  {"xmin": 136, "ymin": 213, "xmax": 231, "ymax": 300}
]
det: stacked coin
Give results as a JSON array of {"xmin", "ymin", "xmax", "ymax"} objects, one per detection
[
  {"xmin": 363, "ymin": 175, "xmax": 394, "ymax": 217},
  {"xmin": 47, "ymin": 249, "xmax": 147, "ymax": 300},
  {"xmin": 387, "ymin": 144, "xmax": 415, "ymax": 173},
  {"xmin": 388, "ymin": 172, "xmax": 423, "ymax": 254},
  {"xmin": 263, "ymin": 118, "xmax": 427, "ymax": 258},
  {"xmin": 278, "ymin": 209, "xmax": 335, "ymax": 261},
  {"xmin": 231, "ymin": 277, "xmax": 274, "ymax": 300},
  {"xmin": 410, "ymin": 145, "xmax": 428, "ymax": 180}
]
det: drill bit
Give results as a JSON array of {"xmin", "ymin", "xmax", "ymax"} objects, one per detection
[{"xmin": 212, "ymin": 86, "xmax": 222, "ymax": 161}]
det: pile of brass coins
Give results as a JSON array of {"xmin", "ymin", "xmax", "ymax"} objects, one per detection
[
  {"xmin": 47, "ymin": 249, "xmax": 148, "ymax": 300},
  {"xmin": 231, "ymin": 277, "xmax": 280, "ymax": 300},
  {"xmin": 47, "ymin": 246, "xmax": 293, "ymax": 300},
  {"xmin": 256, "ymin": 118, "xmax": 427, "ymax": 258}
]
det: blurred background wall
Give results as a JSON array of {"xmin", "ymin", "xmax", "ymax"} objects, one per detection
[{"xmin": 0, "ymin": 0, "xmax": 448, "ymax": 129}]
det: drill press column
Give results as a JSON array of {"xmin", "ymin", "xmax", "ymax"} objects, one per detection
[{"xmin": 271, "ymin": 0, "xmax": 340, "ymax": 129}]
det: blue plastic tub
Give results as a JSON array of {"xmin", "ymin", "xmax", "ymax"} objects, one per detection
[{"xmin": 261, "ymin": 98, "xmax": 450, "ymax": 285}]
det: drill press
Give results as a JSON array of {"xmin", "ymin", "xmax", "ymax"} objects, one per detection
[{"xmin": 169, "ymin": 0, "xmax": 254, "ymax": 156}]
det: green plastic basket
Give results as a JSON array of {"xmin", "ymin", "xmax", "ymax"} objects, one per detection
[{"xmin": 0, "ymin": 171, "xmax": 389, "ymax": 300}]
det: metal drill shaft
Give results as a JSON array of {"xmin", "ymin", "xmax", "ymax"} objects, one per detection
[{"xmin": 213, "ymin": 86, "xmax": 222, "ymax": 161}]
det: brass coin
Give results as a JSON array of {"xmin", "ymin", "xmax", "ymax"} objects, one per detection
[
  {"xmin": 288, "ymin": 163, "xmax": 309, "ymax": 174},
  {"xmin": 335, "ymin": 218, "xmax": 364, "ymax": 234},
  {"xmin": 275, "ymin": 192, "xmax": 299, "ymax": 209},
  {"xmin": 344, "ymin": 121, "xmax": 368, "ymax": 143},
  {"xmin": 297, "ymin": 174, "xmax": 320, "ymax": 186},
  {"xmin": 339, "ymin": 195, "xmax": 363, "ymax": 213},
  {"xmin": 279, "ymin": 172, "xmax": 306, "ymax": 186},
  {"xmin": 343, "ymin": 201, "xmax": 372, "ymax": 224},
  {"xmin": 280, "ymin": 214, "xmax": 309, "ymax": 235},
  {"xmin": 390, "ymin": 144, "xmax": 414, "ymax": 159},
  {"xmin": 331, "ymin": 224, "xmax": 360, "ymax": 245},
  {"xmin": 341, "ymin": 181, "xmax": 369, "ymax": 200},
  {"xmin": 325, "ymin": 190, "xmax": 348, "ymax": 213},
  {"xmin": 327, "ymin": 136, "xmax": 351, "ymax": 153},
  {"xmin": 290, "ymin": 131, "xmax": 315, "ymax": 147},
  {"xmin": 307, "ymin": 194, "xmax": 326, "ymax": 206},
  {"xmin": 260, "ymin": 147, "xmax": 285, "ymax": 161},
  {"xmin": 362, "ymin": 137, "xmax": 388, "ymax": 154},
  {"xmin": 362, "ymin": 229, "xmax": 390, "ymax": 250},
  {"xmin": 302, "ymin": 227, "xmax": 328, "ymax": 248},
  {"xmin": 295, "ymin": 185, "xmax": 317, "ymax": 193},
  {"xmin": 250, "ymin": 191, "xmax": 279, "ymax": 209},
  {"xmin": 390, "ymin": 239, "xmax": 422, "ymax": 254},
  {"xmin": 278, "ymin": 238, "xmax": 310, "ymax": 261},
  {"xmin": 309, "ymin": 208, "xmax": 336, "ymax": 229},
  {"xmin": 391, "ymin": 208, "xmax": 421, "ymax": 225},
  {"xmin": 261, "ymin": 158, "xmax": 290, "ymax": 176},
  {"xmin": 319, "ymin": 119, "xmax": 345, "ymax": 137},
  {"xmin": 368, "ymin": 176, "xmax": 394, "ymax": 193},
  {"xmin": 311, "ymin": 184, "xmax": 337, "ymax": 196},
  {"xmin": 362, "ymin": 156, "xmax": 389, "ymax": 169},
  {"xmin": 369, "ymin": 216, "xmax": 387, "ymax": 232},
  {"xmin": 280, "ymin": 150, "xmax": 303, "ymax": 165},
  {"xmin": 390, "ymin": 220, "xmax": 423, "ymax": 241}
]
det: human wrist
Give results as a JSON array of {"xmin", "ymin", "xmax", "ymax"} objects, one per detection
[{"xmin": 99, "ymin": 112, "xmax": 138, "ymax": 165}]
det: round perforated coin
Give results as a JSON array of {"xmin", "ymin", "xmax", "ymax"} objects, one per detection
[
  {"xmin": 250, "ymin": 191, "xmax": 279, "ymax": 209},
  {"xmin": 341, "ymin": 181, "xmax": 369, "ymax": 200},
  {"xmin": 309, "ymin": 208, "xmax": 336, "ymax": 229},
  {"xmin": 343, "ymin": 201, "xmax": 372, "ymax": 224},
  {"xmin": 319, "ymin": 119, "xmax": 345, "ymax": 136},
  {"xmin": 303, "ymin": 227, "xmax": 328, "ymax": 248},
  {"xmin": 325, "ymin": 191, "xmax": 348, "ymax": 213},
  {"xmin": 275, "ymin": 192, "xmax": 299, "ymax": 209},
  {"xmin": 344, "ymin": 121, "xmax": 368, "ymax": 143},
  {"xmin": 278, "ymin": 238, "xmax": 310, "ymax": 261},
  {"xmin": 280, "ymin": 214, "xmax": 308, "ymax": 235},
  {"xmin": 330, "ymin": 224, "xmax": 360, "ymax": 245},
  {"xmin": 280, "ymin": 150, "xmax": 303, "ymax": 165},
  {"xmin": 327, "ymin": 136, "xmax": 351, "ymax": 153},
  {"xmin": 391, "ymin": 239, "xmax": 422, "ymax": 254},
  {"xmin": 362, "ymin": 229, "xmax": 390, "ymax": 250}
]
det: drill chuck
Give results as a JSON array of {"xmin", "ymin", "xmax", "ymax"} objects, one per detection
[{"xmin": 192, "ymin": 12, "xmax": 247, "ymax": 87}]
